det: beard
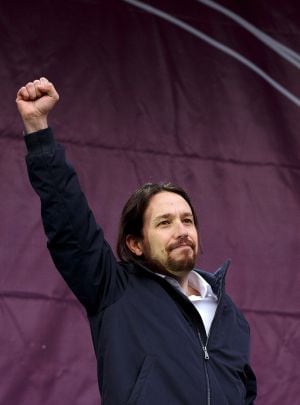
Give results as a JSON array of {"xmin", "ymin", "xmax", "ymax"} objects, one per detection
[
  {"xmin": 142, "ymin": 236, "xmax": 198, "ymax": 279},
  {"xmin": 165, "ymin": 251, "xmax": 196, "ymax": 274}
]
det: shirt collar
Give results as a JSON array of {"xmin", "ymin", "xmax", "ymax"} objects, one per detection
[
  {"xmin": 188, "ymin": 271, "xmax": 210, "ymax": 297},
  {"xmin": 156, "ymin": 270, "xmax": 215, "ymax": 298}
]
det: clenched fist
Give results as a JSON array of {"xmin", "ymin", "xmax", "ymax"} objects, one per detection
[{"xmin": 16, "ymin": 77, "xmax": 59, "ymax": 133}]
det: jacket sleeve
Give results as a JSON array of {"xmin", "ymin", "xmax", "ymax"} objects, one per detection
[
  {"xmin": 244, "ymin": 363, "xmax": 257, "ymax": 404},
  {"xmin": 25, "ymin": 127, "xmax": 128, "ymax": 314}
]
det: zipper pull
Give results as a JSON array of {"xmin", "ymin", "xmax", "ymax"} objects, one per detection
[{"xmin": 203, "ymin": 346, "xmax": 209, "ymax": 360}]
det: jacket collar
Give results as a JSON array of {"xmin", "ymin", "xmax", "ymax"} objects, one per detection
[
  {"xmin": 195, "ymin": 259, "xmax": 231, "ymax": 298},
  {"xmin": 129, "ymin": 258, "xmax": 231, "ymax": 298}
]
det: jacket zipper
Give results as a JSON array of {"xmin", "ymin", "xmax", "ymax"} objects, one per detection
[
  {"xmin": 197, "ymin": 293, "xmax": 224, "ymax": 405},
  {"xmin": 197, "ymin": 330, "xmax": 211, "ymax": 405}
]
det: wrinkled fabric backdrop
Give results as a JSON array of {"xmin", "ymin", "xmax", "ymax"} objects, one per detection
[{"xmin": 0, "ymin": 0, "xmax": 299, "ymax": 404}]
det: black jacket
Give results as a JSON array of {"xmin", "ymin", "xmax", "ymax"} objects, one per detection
[{"xmin": 25, "ymin": 128, "xmax": 257, "ymax": 405}]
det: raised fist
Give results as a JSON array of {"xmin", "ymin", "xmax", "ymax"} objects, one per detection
[{"xmin": 16, "ymin": 77, "xmax": 59, "ymax": 133}]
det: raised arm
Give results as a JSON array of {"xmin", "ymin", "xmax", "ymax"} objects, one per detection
[{"xmin": 16, "ymin": 79, "xmax": 127, "ymax": 314}]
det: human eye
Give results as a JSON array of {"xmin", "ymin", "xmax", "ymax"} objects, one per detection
[
  {"xmin": 183, "ymin": 217, "xmax": 193, "ymax": 224},
  {"xmin": 156, "ymin": 218, "xmax": 171, "ymax": 227},
  {"xmin": 158, "ymin": 220, "xmax": 171, "ymax": 226}
]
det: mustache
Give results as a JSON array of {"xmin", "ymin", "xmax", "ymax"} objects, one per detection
[{"xmin": 167, "ymin": 236, "xmax": 195, "ymax": 252}]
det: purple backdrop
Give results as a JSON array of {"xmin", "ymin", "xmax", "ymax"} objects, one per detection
[{"xmin": 1, "ymin": 1, "xmax": 299, "ymax": 404}]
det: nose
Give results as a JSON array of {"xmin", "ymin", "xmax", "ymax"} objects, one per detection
[{"xmin": 173, "ymin": 220, "xmax": 188, "ymax": 239}]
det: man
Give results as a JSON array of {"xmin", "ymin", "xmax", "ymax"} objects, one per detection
[{"xmin": 16, "ymin": 78, "xmax": 257, "ymax": 404}]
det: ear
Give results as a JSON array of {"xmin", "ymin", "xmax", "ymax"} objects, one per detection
[{"xmin": 126, "ymin": 235, "xmax": 144, "ymax": 256}]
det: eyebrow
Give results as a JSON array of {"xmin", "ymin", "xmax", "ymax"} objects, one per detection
[{"xmin": 153, "ymin": 212, "xmax": 194, "ymax": 223}]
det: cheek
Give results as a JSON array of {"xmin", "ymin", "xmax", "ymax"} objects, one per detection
[
  {"xmin": 191, "ymin": 230, "xmax": 199, "ymax": 247},
  {"xmin": 147, "ymin": 232, "xmax": 169, "ymax": 254},
  {"xmin": 194, "ymin": 231, "xmax": 199, "ymax": 243}
]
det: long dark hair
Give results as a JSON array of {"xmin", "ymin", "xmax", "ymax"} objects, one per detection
[{"xmin": 116, "ymin": 182, "xmax": 198, "ymax": 262}]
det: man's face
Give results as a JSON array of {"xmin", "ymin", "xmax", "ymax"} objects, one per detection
[{"xmin": 139, "ymin": 191, "xmax": 199, "ymax": 278}]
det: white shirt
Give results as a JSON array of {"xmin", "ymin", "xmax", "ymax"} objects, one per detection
[{"xmin": 158, "ymin": 270, "xmax": 218, "ymax": 335}]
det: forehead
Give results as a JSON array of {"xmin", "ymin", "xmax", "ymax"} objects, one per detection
[{"xmin": 145, "ymin": 191, "xmax": 192, "ymax": 220}]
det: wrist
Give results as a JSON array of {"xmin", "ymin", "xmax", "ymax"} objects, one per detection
[{"xmin": 23, "ymin": 117, "xmax": 48, "ymax": 134}]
